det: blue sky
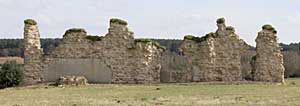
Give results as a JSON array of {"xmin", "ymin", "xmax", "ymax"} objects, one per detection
[{"xmin": 0, "ymin": 0, "xmax": 300, "ymax": 45}]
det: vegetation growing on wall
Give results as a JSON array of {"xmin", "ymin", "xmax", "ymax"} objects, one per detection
[
  {"xmin": 24, "ymin": 19, "xmax": 37, "ymax": 25},
  {"xmin": 85, "ymin": 36, "xmax": 103, "ymax": 42},
  {"xmin": 226, "ymin": 26, "xmax": 235, "ymax": 32},
  {"xmin": 63, "ymin": 28, "xmax": 86, "ymax": 37},
  {"xmin": 262, "ymin": 24, "xmax": 277, "ymax": 34},
  {"xmin": 184, "ymin": 33, "xmax": 218, "ymax": 43},
  {"xmin": 216, "ymin": 17, "xmax": 225, "ymax": 24},
  {"xmin": 110, "ymin": 18, "xmax": 128, "ymax": 25}
]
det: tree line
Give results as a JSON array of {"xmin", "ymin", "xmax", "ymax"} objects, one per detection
[
  {"xmin": 0, "ymin": 39, "xmax": 61, "ymax": 57},
  {"xmin": 0, "ymin": 38, "xmax": 299, "ymax": 57}
]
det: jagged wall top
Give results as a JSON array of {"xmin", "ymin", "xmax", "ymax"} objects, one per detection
[{"xmin": 183, "ymin": 17, "xmax": 238, "ymax": 43}]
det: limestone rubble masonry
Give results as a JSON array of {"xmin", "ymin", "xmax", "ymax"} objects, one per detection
[
  {"xmin": 179, "ymin": 18, "xmax": 249, "ymax": 82},
  {"xmin": 23, "ymin": 19, "xmax": 164, "ymax": 84},
  {"xmin": 254, "ymin": 25, "xmax": 285, "ymax": 83},
  {"xmin": 23, "ymin": 19, "xmax": 43, "ymax": 85}
]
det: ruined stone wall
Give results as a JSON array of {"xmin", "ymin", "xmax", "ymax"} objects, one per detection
[
  {"xmin": 23, "ymin": 17, "xmax": 286, "ymax": 84},
  {"xmin": 283, "ymin": 51, "xmax": 300, "ymax": 77},
  {"xmin": 254, "ymin": 25, "xmax": 285, "ymax": 83},
  {"xmin": 160, "ymin": 51, "xmax": 190, "ymax": 83},
  {"xmin": 179, "ymin": 18, "xmax": 248, "ymax": 82},
  {"xmin": 24, "ymin": 18, "xmax": 164, "ymax": 84},
  {"xmin": 180, "ymin": 37, "xmax": 215, "ymax": 82},
  {"xmin": 23, "ymin": 19, "xmax": 43, "ymax": 85}
]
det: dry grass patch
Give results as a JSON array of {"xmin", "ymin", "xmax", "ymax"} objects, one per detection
[{"xmin": 0, "ymin": 79, "xmax": 300, "ymax": 106}]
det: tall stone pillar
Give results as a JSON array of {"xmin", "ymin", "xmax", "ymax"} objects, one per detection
[
  {"xmin": 254, "ymin": 24, "xmax": 284, "ymax": 83},
  {"xmin": 23, "ymin": 19, "xmax": 43, "ymax": 85}
]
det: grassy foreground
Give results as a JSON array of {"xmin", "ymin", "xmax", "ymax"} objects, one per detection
[{"xmin": 0, "ymin": 79, "xmax": 300, "ymax": 106}]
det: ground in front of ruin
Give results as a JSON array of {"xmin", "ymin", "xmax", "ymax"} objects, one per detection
[{"xmin": 0, "ymin": 78, "xmax": 300, "ymax": 106}]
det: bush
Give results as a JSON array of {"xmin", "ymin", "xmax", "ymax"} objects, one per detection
[
  {"xmin": 0, "ymin": 61, "xmax": 23, "ymax": 89},
  {"xmin": 110, "ymin": 18, "xmax": 128, "ymax": 25},
  {"xmin": 184, "ymin": 33, "xmax": 217, "ymax": 43},
  {"xmin": 85, "ymin": 35, "xmax": 103, "ymax": 42},
  {"xmin": 24, "ymin": 19, "xmax": 37, "ymax": 25},
  {"xmin": 226, "ymin": 26, "xmax": 235, "ymax": 31},
  {"xmin": 216, "ymin": 17, "xmax": 225, "ymax": 24},
  {"xmin": 65, "ymin": 28, "xmax": 86, "ymax": 33},
  {"xmin": 262, "ymin": 24, "xmax": 277, "ymax": 34},
  {"xmin": 63, "ymin": 28, "xmax": 86, "ymax": 37}
]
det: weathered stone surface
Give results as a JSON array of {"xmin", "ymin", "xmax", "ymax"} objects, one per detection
[
  {"xmin": 179, "ymin": 18, "xmax": 249, "ymax": 82},
  {"xmin": 23, "ymin": 19, "xmax": 43, "ymax": 85},
  {"xmin": 42, "ymin": 58, "xmax": 112, "ymax": 83},
  {"xmin": 23, "ymin": 17, "xmax": 285, "ymax": 84},
  {"xmin": 24, "ymin": 18, "xmax": 164, "ymax": 84},
  {"xmin": 56, "ymin": 76, "xmax": 88, "ymax": 86},
  {"xmin": 283, "ymin": 51, "xmax": 300, "ymax": 77},
  {"xmin": 254, "ymin": 25, "xmax": 285, "ymax": 83},
  {"xmin": 160, "ymin": 51, "xmax": 191, "ymax": 83}
]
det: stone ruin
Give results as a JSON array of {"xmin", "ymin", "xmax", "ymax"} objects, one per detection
[
  {"xmin": 179, "ymin": 18, "xmax": 250, "ymax": 82},
  {"xmin": 23, "ymin": 17, "xmax": 285, "ymax": 85},
  {"xmin": 179, "ymin": 18, "xmax": 284, "ymax": 83},
  {"xmin": 253, "ymin": 25, "xmax": 285, "ymax": 83},
  {"xmin": 23, "ymin": 18, "xmax": 164, "ymax": 85},
  {"xmin": 56, "ymin": 76, "xmax": 88, "ymax": 86}
]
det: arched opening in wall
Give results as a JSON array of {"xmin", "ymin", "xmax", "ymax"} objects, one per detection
[{"xmin": 43, "ymin": 58, "xmax": 112, "ymax": 83}]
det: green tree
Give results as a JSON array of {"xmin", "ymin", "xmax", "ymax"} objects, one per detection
[{"xmin": 0, "ymin": 61, "xmax": 23, "ymax": 89}]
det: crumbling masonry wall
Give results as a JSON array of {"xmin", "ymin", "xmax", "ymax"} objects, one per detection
[
  {"xmin": 23, "ymin": 17, "xmax": 285, "ymax": 84},
  {"xmin": 179, "ymin": 18, "xmax": 284, "ymax": 83},
  {"xmin": 179, "ymin": 18, "xmax": 249, "ymax": 82},
  {"xmin": 254, "ymin": 25, "xmax": 285, "ymax": 83},
  {"xmin": 23, "ymin": 19, "xmax": 164, "ymax": 85},
  {"xmin": 23, "ymin": 19, "xmax": 43, "ymax": 85}
]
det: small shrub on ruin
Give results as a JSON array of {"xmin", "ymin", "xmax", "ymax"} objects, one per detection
[
  {"xmin": 65, "ymin": 28, "xmax": 86, "ymax": 33},
  {"xmin": 85, "ymin": 35, "xmax": 103, "ymax": 42},
  {"xmin": 226, "ymin": 26, "xmax": 235, "ymax": 32},
  {"xmin": 63, "ymin": 28, "xmax": 86, "ymax": 37},
  {"xmin": 184, "ymin": 35, "xmax": 195, "ymax": 40},
  {"xmin": 184, "ymin": 33, "xmax": 217, "ymax": 43},
  {"xmin": 0, "ymin": 61, "xmax": 23, "ymax": 89},
  {"xmin": 24, "ymin": 19, "xmax": 37, "ymax": 25},
  {"xmin": 216, "ymin": 17, "xmax": 225, "ymax": 24},
  {"xmin": 262, "ymin": 24, "xmax": 277, "ymax": 34},
  {"xmin": 184, "ymin": 35, "xmax": 204, "ymax": 42},
  {"xmin": 110, "ymin": 18, "xmax": 128, "ymax": 25},
  {"xmin": 262, "ymin": 24, "xmax": 273, "ymax": 30}
]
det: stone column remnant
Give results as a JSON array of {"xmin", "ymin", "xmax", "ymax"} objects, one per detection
[
  {"xmin": 254, "ymin": 24, "xmax": 285, "ymax": 83},
  {"xmin": 23, "ymin": 19, "xmax": 43, "ymax": 85}
]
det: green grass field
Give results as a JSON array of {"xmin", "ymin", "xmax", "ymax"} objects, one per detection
[{"xmin": 0, "ymin": 79, "xmax": 300, "ymax": 106}]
